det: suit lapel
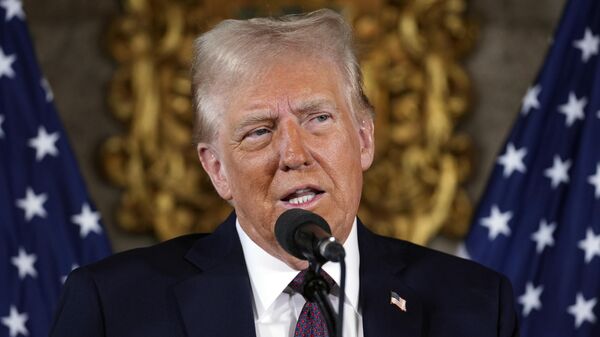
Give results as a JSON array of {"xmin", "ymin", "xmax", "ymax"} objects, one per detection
[
  {"xmin": 358, "ymin": 222, "xmax": 424, "ymax": 337},
  {"xmin": 173, "ymin": 213, "xmax": 256, "ymax": 337}
]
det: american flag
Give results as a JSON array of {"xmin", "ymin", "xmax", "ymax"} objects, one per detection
[
  {"xmin": 390, "ymin": 291, "xmax": 407, "ymax": 312},
  {"xmin": 462, "ymin": 0, "xmax": 600, "ymax": 336},
  {"xmin": 0, "ymin": 1, "xmax": 112, "ymax": 336}
]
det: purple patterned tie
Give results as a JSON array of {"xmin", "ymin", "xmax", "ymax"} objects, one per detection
[{"xmin": 289, "ymin": 269, "xmax": 335, "ymax": 337}]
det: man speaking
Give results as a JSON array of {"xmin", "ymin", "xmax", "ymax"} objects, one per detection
[{"xmin": 51, "ymin": 9, "xmax": 518, "ymax": 337}]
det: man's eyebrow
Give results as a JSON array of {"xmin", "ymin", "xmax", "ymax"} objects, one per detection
[
  {"xmin": 293, "ymin": 98, "xmax": 338, "ymax": 114},
  {"xmin": 234, "ymin": 110, "xmax": 278, "ymax": 133}
]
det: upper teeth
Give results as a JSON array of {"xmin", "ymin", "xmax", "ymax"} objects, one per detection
[{"xmin": 289, "ymin": 192, "xmax": 316, "ymax": 205}]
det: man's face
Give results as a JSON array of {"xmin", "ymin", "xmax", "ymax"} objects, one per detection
[{"xmin": 198, "ymin": 55, "xmax": 374, "ymax": 269}]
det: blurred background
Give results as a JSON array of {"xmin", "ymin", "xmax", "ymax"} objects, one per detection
[{"xmin": 22, "ymin": 0, "xmax": 565, "ymax": 252}]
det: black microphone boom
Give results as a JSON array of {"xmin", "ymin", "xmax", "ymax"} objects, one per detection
[{"xmin": 275, "ymin": 208, "xmax": 345, "ymax": 262}]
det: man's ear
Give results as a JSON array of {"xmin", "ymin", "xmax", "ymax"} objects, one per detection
[
  {"xmin": 197, "ymin": 143, "xmax": 232, "ymax": 200},
  {"xmin": 358, "ymin": 117, "xmax": 375, "ymax": 171}
]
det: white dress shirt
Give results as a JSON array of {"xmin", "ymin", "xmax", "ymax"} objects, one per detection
[{"xmin": 236, "ymin": 218, "xmax": 364, "ymax": 337}]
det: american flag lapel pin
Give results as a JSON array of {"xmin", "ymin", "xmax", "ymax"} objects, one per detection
[{"xmin": 390, "ymin": 291, "xmax": 407, "ymax": 312}]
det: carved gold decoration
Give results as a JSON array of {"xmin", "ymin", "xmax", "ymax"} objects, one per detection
[{"xmin": 102, "ymin": 0, "xmax": 476, "ymax": 245}]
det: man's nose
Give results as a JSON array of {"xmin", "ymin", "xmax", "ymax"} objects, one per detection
[{"xmin": 278, "ymin": 120, "xmax": 313, "ymax": 171}]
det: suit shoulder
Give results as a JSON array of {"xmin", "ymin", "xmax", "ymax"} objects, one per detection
[
  {"xmin": 376, "ymin": 236, "xmax": 516, "ymax": 322},
  {"xmin": 364, "ymin": 226, "xmax": 520, "ymax": 335},
  {"xmin": 377, "ymin": 234, "xmax": 508, "ymax": 289},
  {"xmin": 82, "ymin": 233, "xmax": 207, "ymax": 280}
]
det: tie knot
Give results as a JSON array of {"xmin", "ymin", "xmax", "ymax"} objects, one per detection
[{"xmin": 289, "ymin": 268, "xmax": 336, "ymax": 297}]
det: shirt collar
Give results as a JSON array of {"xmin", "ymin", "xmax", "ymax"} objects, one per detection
[{"xmin": 236, "ymin": 217, "xmax": 361, "ymax": 318}]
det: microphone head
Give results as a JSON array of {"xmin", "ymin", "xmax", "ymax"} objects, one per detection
[{"xmin": 275, "ymin": 208, "xmax": 331, "ymax": 260}]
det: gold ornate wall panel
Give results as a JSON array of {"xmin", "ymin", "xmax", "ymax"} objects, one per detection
[{"xmin": 102, "ymin": 0, "xmax": 477, "ymax": 245}]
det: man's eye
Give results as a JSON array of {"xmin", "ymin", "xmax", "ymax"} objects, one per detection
[
  {"xmin": 247, "ymin": 128, "xmax": 271, "ymax": 138},
  {"xmin": 314, "ymin": 114, "xmax": 330, "ymax": 123}
]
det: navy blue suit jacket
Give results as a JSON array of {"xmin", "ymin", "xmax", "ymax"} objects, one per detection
[{"xmin": 50, "ymin": 213, "xmax": 518, "ymax": 336}]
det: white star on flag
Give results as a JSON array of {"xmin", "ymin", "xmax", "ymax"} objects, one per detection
[
  {"xmin": 11, "ymin": 247, "xmax": 37, "ymax": 279},
  {"xmin": 578, "ymin": 228, "xmax": 600, "ymax": 263},
  {"xmin": 0, "ymin": 0, "xmax": 24, "ymax": 22},
  {"xmin": 28, "ymin": 126, "xmax": 60, "ymax": 161},
  {"xmin": 1, "ymin": 305, "xmax": 28, "ymax": 337},
  {"xmin": 557, "ymin": 92, "xmax": 587, "ymax": 127},
  {"xmin": 573, "ymin": 27, "xmax": 599, "ymax": 62},
  {"xmin": 497, "ymin": 143, "xmax": 527, "ymax": 178},
  {"xmin": 543, "ymin": 156, "xmax": 571, "ymax": 189},
  {"xmin": 480, "ymin": 205, "xmax": 512, "ymax": 240},
  {"xmin": 521, "ymin": 84, "xmax": 541, "ymax": 115},
  {"xmin": 15, "ymin": 187, "xmax": 47, "ymax": 221},
  {"xmin": 71, "ymin": 203, "xmax": 102, "ymax": 238},
  {"xmin": 0, "ymin": 114, "xmax": 5, "ymax": 138},
  {"xmin": 567, "ymin": 293, "xmax": 597, "ymax": 328},
  {"xmin": 531, "ymin": 219, "xmax": 556, "ymax": 253},
  {"xmin": 40, "ymin": 77, "xmax": 54, "ymax": 102},
  {"xmin": 588, "ymin": 163, "xmax": 600, "ymax": 199},
  {"xmin": 518, "ymin": 282, "xmax": 543, "ymax": 317},
  {"xmin": 0, "ymin": 47, "xmax": 16, "ymax": 78}
]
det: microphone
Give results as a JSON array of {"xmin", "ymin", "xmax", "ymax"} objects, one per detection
[{"xmin": 275, "ymin": 208, "xmax": 345, "ymax": 262}]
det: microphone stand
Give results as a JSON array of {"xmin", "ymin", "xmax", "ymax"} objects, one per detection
[
  {"xmin": 303, "ymin": 254, "xmax": 346, "ymax": 337},
  {"xmin": 303, "ymin": 260, "xmax": 337, "ymax": 336}
]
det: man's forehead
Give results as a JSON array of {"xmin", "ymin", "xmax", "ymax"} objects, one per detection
[
  {"xmin": 294, "ymin": 97, "xmax": 338, "ymax": 111},
  {"xmin": 239, "ymin": 95, "xmax": 338, "ymax": 114}
]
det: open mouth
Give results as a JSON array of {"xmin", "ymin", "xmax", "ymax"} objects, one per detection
[{"xmin": 281, "ymin": 187, "xmax": 324, "ymax": 206}]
